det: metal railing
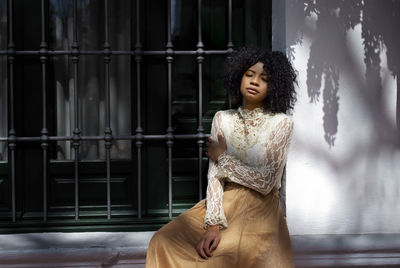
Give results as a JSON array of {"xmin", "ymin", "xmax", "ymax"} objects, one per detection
[{"xmin": 0, "ymin": 0, "xmax": 234, "ymax": 223}]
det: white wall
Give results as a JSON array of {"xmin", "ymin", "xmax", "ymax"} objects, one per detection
[{"xmin": 285, "ymin": 0, "xmax": 400, "ymax": 235}]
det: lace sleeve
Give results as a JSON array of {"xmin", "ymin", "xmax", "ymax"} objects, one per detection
[
  {"xmin": 215, "ymin": 116, "xmax": 294, "ymax": 196},
  {"xmin": 203, "ymin": 111, "xmax": 228, "ymax": 230}
]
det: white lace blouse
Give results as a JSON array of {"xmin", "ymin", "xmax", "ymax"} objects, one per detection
[{"xmin": 203, "ymin": 106, "xmax": 294, "ymax": 230}]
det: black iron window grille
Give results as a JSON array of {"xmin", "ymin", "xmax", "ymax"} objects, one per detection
[{"xmin": 0, "ymin": 0, "xmax": 273, "ymax": 233}]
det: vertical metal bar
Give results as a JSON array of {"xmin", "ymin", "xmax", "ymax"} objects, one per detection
[
  {"xmin": 71, "ymin": 0, "xmax": 81, "ymax": 220},
  {"xmin": 7, "ymin": 0, "xmax": 16, "ymax": 222},
  {"xmin": 227, "ymin": 0, "xmax": 233, "ymax": 109},
  {"xmin": 166, "ymin": 0, "xmax": 174, "ymax": 218},
  {"xmin": 40, "ymin": 0, "xmax": 49, "ymax": 222},
  {"xmin": 227, "ymin": 0, "xmax": 233, "ymax": 52},
  {"xmin": 135, "ymin": 0, "xmax": 143, "ymax": 219},
  {"xmin": 197, "ymin": 0, "xmax": 203, "ymax": 49},
  {"xmin": 103, "ymin": 0, "xmax": 113, "ymax": 220},
  {"xmin": 196, "ymin": 0, "xmax": 205, "ymax": 200}
]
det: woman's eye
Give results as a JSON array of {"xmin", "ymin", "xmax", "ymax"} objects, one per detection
[{"xmin": 245, "ymin": 74, "xmax": 252, "ymax": 77}]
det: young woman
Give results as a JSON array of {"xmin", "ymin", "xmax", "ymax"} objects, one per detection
[{"xmin": 146, "ymin": 47, "xmax": 297, "ymax": 268}]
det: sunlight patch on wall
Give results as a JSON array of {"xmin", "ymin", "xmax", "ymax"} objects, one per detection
[{"xmin": 286, "ymin": 7, "xmax": 400, "ymax": 234}]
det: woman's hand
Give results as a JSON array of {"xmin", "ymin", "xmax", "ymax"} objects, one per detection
[
  {"xmin": 196, "ymin": 225, "xmax": 221, "ymax": 259},
  {"xmin": 205, "ymin": 133, "xmax": 227, "ymax": 162}
]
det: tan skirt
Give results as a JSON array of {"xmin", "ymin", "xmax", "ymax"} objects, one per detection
[{"xmin": 145, "ymin": 182, "xmax": 294, "ymax": 268}]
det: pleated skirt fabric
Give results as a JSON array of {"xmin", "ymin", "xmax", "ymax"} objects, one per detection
[{"xmin": 145, "ymin": 182, "xmax": 294, "ymax": 268}]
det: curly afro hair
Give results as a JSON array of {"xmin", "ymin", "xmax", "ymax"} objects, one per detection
[{"xmin": 223, "ymin": 46, "xmax": 297, "ymax": 114}]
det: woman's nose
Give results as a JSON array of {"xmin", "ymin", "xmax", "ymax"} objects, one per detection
[{"xmin": 250, "ymin": 79, "xmax": 259, "ymax": 86}]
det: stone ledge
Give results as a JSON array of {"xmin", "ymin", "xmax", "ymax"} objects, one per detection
[
  {"xmin": 0, "ymin": 248, "xmax": 147, "ymax": 268},
  {"xmin": 292, "ymin": 234, "xmax": 400, "ymax": 267},
  {"xmin": 0, "ymin": 232, "xmax": 154, "ymax": 268},
  {"xmin": 0, "ymin": 232, "xmax": 399, "ymax": 267}
]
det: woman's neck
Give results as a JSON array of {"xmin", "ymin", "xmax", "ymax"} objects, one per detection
[{"xmin": 241, "ymin": 101, "xmax": 263, "ymax": 111}]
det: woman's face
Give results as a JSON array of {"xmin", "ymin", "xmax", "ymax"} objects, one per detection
[{"xmin": 239, "ymin": 61, "xmax": 268, "ymax": 107}]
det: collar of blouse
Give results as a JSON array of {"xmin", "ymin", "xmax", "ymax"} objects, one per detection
[{"xmin": 238, "ymin": 106, "xmax": 267, "ymax": 121}]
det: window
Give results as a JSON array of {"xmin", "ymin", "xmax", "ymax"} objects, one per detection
[{"xmin": 0, "ymin": 0, "xmax": 272, "ymax": 233}]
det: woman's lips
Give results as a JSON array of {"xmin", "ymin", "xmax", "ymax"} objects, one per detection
[{"xmin": 246, "ymin": 87, "xmax": 259, "ymax": 94}]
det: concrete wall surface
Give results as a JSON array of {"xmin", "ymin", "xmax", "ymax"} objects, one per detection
[{"xmin": 285, "ymin": 0, "xmax": 400, "ymax": 235}]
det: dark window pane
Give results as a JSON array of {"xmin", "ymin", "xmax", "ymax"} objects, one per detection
[
  {"xmin": 171, "ymin": 0, "xmax": 197, "ymax": 50},
  {"xmin": 0, "ymin": 0, "xmax": 7, "ymax": 161},
  {"xmin": 49, "ymin": 0, "xmax": 132, "ymax": 160},
  {"xmin": 0, "ymin": 53, "xmax": 6, "ymax": 162},
  {"xmin": 203, "ymin": 0, "xmax": 227, "ymax": 50},
  {"xmin": 143, "ymin": 0, "xmax": 167, "ymax": 50},
  {"xmin": 0, "ymin": 0, "xmax": 6, "ymax": 49}
]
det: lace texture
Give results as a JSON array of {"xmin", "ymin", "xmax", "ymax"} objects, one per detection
[
  {"xmin": 203, "ymin": 111, "xmax": 228, "ymax": 230},
  {"xmin": 203, "ymin": 107, "xmax": 294, "ymax": 230}
]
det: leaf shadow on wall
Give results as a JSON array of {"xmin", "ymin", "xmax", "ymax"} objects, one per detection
[
  {"xmin": 286, "ymin": 0, "xmax": 400, "ymax": 233},
  {"xmin": 287, "ymin": 0, "xmax": 400, "ymax": 149}
]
